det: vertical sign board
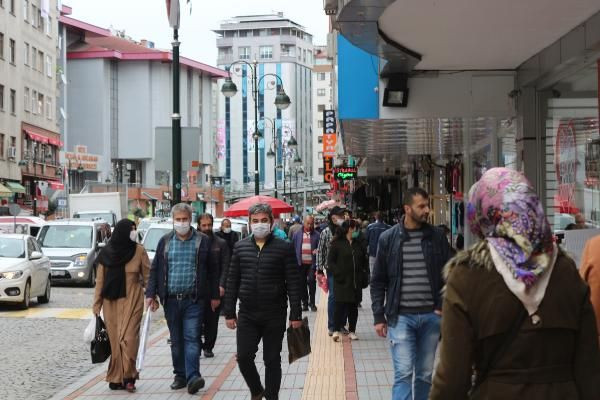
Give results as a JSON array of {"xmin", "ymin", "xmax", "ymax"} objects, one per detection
[{"xmin": 323, "ymin": 110, "xmax": 337, "ymax": 183}]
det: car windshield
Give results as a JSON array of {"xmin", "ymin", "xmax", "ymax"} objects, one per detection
[
  {"xmin": 38, "ymin": 226, "xmax": 93, "ymax": 249},
  {"xmin": 143, "ymin": 228, "xmax": 172, "ymax": 252},
  {"xmin": 138, "ymin": 221, "xmax": 152, "ymax": 231},
  {"xmin": 74, "ymin": 213, "xmax": 114, "ymax": 226},
  {"xmin": 0, "ymin": 238, "xmax": 25, "ymax": 258}
]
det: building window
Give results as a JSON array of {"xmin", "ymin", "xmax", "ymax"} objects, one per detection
[
  {"xmin": 45, "ymin": 97, "xmax": 52, "ymax": 120},
  {"xmin": 238, "ymin": 46, "xmax": 250, "ymax": 60},
  {"xmin": 9, "ymin": 0, "xmax": 14, "ymax": 14},
  {"xmin": 270, "ymin": 28, "xmax": 280, "ymax": 36},
  {"xmin": 24, "ymin": 42, "xmax": 29, "ymax": 65},
  {"xmin": 238, "ymin": 30, "xmax": 248, "ymax": 37},
  {"xmin": 318, "ymin": 135, "xmax": 323, "ymax": 143},
  {"xmin": 317, "ymin": 121, "xmax": 323, "ymax": 129},
  {"xmin": 218, "ymin": 46, "xmax": 232, "ymax": 59},
  {"xmin": 0, "ymin": 133, "xmax": 4, "ymax": 159},
  {"xmin": 317, "ymin": 72, "xmax": 326, "ymax": 81},
  {"xmin": 0, "ymin": 33, "xmax": 4, "ymax": 59},
  {"xmin": 45, "ymin": 17, "xmax": 51, "ymax": 36},
  {"xmin": 0, "ymin": 85, "xmax": 3, "ymax": 111},
  {"xmin": 31, "ymin": 46, "xmax": 37, "ymax": 71},
  {"xmin": 45, "ymin": 55, "xmax": 51, "ymax": 77},
  {"xmin": 303, "ymin": 49, "xmax": 307, "ymax": 62},
  {"xmin": 308, "ymin": 50, "xmax": 313, "ymax": 64},
  {"xmin": 24, "ymin": 87, "xmax": 29, "ymax": 112},
  {"xmin": 31, "ymin": 90, "xmax": 37, "ymax": 113},
  {"xmin": 259, "ymin": 46, "xmax": 272, "ymax": 59},
  {"xmin": 37, "ymin": 50, "xmax": 43, "ymax": 72},
  {"xmin": 317, "ymin": 88, "xmax": 326, "ymax": 96},
  {"xmin": 9, "ymin": 89, "xmax": 16, "ymax": 114},
  {"xmin": 23, "ymin": 0, "xmax": 28, "ymax": 21},
  {"xmin": 281, "ymin": 44, "xmax": 295, "ymax": 57},
  {"xmin": 37, "ymin": 92, "xmax": 43, "ymax": 116},
  {"xmin": 9, "ymin": 38, "xmax": 15, "ymax": 64},
  {"xmin": 317, "ymin": 104, "xmax": 325, "ymax": 112},
  {"xmin": 298, "ymin": 48, "xmax": 302, "ymax": 60},
  {"xmin": 30, "ymin": 4, "xmax": 36, "ymax": 26},
  {"xmin": 318, "ymin": 152, "xmax": 323, "ymax": 160},
  {"xmin": 318, "ymin": 168, "xmax": 324, "ymax": 175},
  {"xmin": 37, "ymin": 8, "xmax": 43, "ymax": 31}
]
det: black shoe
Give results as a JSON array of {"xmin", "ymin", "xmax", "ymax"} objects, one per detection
[
  {"xmin": 170, "ymin": 377, "xmax": 187, "ymax": 390},
  {"xmin": 204, "ymin": 349, "xmax": 214, "ymax": 358},
  {"xmin": 309, "ymin": 304, "xmax": 317, "ymax": 312},
  {"xmin": 109, "ymin": 382, "xmax": 125, "ymax": 390},
  {"xmin": 187, "ymin": 376, "xmax": 206, "ymax": 394},
  {"xmin": 357, "ymin": 303, "xmax": 362, "ymax": 308},
  {"xmin": 341, "ymin": 327, "xmax": 349, "ymax": 335},
  {"xmin": 251, "ymin": 390, "xmax": 265, "ymax": 400},
  {"xmin": 302, "ymin": 305, "xmax": 309, "ymax": 312}
]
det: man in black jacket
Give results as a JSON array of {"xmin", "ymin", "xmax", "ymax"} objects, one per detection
[
  {"xmin": 197, "ymin": 213, "xmax": 230, "ymax": 358},
  {"xmin": 215, "ymin": 218, "xmax": 240, "ymax": 253},
  {"xmin": 370, "ymin": 188, "xmax": 451, "ymax": 400},
  {"xmin": 224, "ymin": 203, "xmax": 303, "ymax": 400}
]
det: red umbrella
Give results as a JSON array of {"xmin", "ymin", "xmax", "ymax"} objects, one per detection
[{"xmin": 224, "ymin": 195, "xmax": 294, "ymax": 217}]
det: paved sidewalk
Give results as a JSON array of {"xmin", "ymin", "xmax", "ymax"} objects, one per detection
[{"xmin": 51, "ymin": 289, "xmax": 393, "ymax": 400}]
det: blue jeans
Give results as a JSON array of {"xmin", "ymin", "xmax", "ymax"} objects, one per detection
[
  {"xmin": 388, "ymin": 312, "xmax": 441, "ymax": 400},
  {"xmin": 164, "ymin": 298, "xmax": 204, "ymax": 382}
]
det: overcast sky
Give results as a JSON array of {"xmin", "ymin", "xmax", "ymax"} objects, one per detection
[{"xmin": 67, "ymin": 0, "xmax": 329, "ymax": 66}]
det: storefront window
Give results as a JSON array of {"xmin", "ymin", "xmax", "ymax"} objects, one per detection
[{"xmin": 545, "ymin": 63, "xmax": 599, "ymax": 231}]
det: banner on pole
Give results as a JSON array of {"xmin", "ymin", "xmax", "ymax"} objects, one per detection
[{"xmin": 166, "ymin": 0, "xmax": 180, "ymax": 29}]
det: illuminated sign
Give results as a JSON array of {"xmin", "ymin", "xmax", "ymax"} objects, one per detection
[
  {"xmin": 323, "ymin": 110, "xmax": 336, "ymax": 135},
  {"xmin": 333, "ymin": 167, "xmax": 357, "ymax": 181},
  {"xmin": 323, "ymin": 157, "xmax": 334, "ymax": 183}
]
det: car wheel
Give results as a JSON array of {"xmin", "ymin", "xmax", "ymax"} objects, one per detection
[
  {"xmin": 87, "ymin": 266, "xmax": 96, "ymax": 288},
  {"xmin": 19, "ymin": 281, "xmax": 31, "ymax": 310},
  {"xmin": 38, "ymin": 277, "xmax": 51, "ymax": 304}
]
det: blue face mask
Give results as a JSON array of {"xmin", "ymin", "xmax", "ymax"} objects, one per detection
[{"xmin": 351, "ymin": 231, "xmax": 359, "ymax": 239}]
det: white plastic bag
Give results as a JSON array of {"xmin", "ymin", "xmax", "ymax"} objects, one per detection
[
  {"xmin": 83, "ymin": 316, "xmax": 96, "ymax": 344},
  {"xmin": 136, "ymin": 309, "xmax": 154, "ymax": 371}
]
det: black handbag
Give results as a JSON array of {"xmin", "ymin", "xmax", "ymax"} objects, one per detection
[
  {"xmin": 90, "ymin": 315, "xmax": 111, "ymax": 364},
  {"xmin": 287, "ymin": 317, "xmax": 311, "ymax": 364}
]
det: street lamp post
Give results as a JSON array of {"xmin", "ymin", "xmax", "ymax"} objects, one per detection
[
  {"xmin": 172, "ymin": 28, "xmax": 182, "ymax": 205},
  {"xmin": 221, "ymin": 60, "xmax": 291, "ymax": 195}
]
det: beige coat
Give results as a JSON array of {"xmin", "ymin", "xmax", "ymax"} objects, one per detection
[
  {"xmin": 580, "ymin": 235, "xmax": 600, "ymax": 344},
  {"xmin": 93, "ymin": 244, "xmax": 150, "ymax": 384}
]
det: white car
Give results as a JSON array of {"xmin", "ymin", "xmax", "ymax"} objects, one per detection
[
  {"xmin": 0, "ymin": 234, "xmax": 51, "ymax": 309},
  {"xmin": 141, "ymin": 223, "xmax": 173, "ymax": 264}
]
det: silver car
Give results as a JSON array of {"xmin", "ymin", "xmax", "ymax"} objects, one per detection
[{"xmin": 141, "ymin": 223, "xmax": 173, "ymax": 264}]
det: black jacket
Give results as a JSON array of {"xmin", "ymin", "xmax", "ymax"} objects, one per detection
[
  {"xmin": 370, "ymin": 219, "xmax": 451, "ymax": 325},
  {"xmin": 207, "ymin": 233, "xmax": 231, "ymax": 290},
  {"xmin": 146, "ymin": 229, "xmax": 219, "ymax": 304},
  {"xmin": 224, "ymin": 234, "xmax": 302, "ymax": 321},
  {"xmin": 215, "ymin": 230, "xmax": 240, "ymax": 253},
  {"xmin": 328, "ymin": 237, "xmax": 368, "ymax": 303}
]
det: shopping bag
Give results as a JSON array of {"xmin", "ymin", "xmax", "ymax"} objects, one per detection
[
  {"xmin": 90, "ymin": 315, "xmax": 111, "ymax": 364},
  {"xmin": 83, "ymin": 316, "xmax": 96, "ymax": 344},
  {"xmin": 316, "ymin": 272, "xmax": 328, "ymax": 293},
  {"xmin": 136, "ymin": 309, "xmax": 154, "ymax": 371},
  {"xmin": 287, "ymin": 317, "xmax": 311, "ymax": 364}
]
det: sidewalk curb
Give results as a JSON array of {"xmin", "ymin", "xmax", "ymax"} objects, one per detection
[{"xmin": 48, "ymin": 325, "xmax": 170, "ymax": 400}]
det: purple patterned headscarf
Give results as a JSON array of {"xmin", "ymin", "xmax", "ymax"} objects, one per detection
[{"xmin": 467, "ymin": 168, "xmax": 554, "ymax": 288}]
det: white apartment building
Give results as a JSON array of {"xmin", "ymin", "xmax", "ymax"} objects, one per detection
[{"xmin": 312, "ymin": 45, "xmax": 334, "ymax": 183}]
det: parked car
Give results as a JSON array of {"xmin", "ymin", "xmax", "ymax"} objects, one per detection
[
  {"xmin": 36, "ymin": 220, "xmax": 111, "ymax": 287},
  {"xmin": 141, "ymin": 223, "xmax": 173, "ymax": 264},
  {"xmin": 0, "ymin": 216, "xmax": 46, "ymax": 237},
  {"xmin": 137, "ymin": 217, "xmax": 167, "ymax": 242},
  {"xmin": 0, "ymin": 234, "xmax": 51, "ymax": 309}
]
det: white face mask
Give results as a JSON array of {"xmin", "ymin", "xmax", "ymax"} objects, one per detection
[
  {"xmin": 129, "ymin": 230, "xmax": 138, "ymax": 243},
  {"xmin": 335, "ymin": 219, "xmax": 345, "ymax": 227},
  {"xmin": 174, "ymin": 222, "xmax": 191, "ymax": 235},
  {"xmin": 223, "ymin": 228, "xmax": 232, "ymax": 234},
  {"xmin": 251, "ymin": 223, "xmax": 271, "ymax": 239}
]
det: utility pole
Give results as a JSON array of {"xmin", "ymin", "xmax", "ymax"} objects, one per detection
[{"xmin": 172, "ymin": 28, "xmax": 182, "ymax": 205}]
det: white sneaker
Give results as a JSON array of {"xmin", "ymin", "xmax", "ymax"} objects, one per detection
[
  {"xmin": 332, "ymin": 331, "xmax": 341, "ymax": 342},
  {"xmin": 349, "ymin": 332, "xmax": 359, "ymax": 341}
]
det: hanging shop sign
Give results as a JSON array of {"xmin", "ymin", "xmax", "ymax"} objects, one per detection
[
  {"xmin": 323, "ymin": 156, "xmax": 334, "ymax": 184},
  {"xmin": 333, "ymin": 167, "xmax": 358, "ymax": 181},
  {"xmin": 323, "ymin": 110, "xmax": 336, "ymax": 135},
  {"xmin": 555, "ymin": 120, "xmax": 577, "ymax": 210},
  {"xmin": 323, "ymin": 133, "xmax": 336, "ymax": 158},
  {"xmin": 62, "ymin": 146, "xmax": 100, "ymax": 171}
]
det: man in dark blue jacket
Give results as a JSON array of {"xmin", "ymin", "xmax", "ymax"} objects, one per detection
[
  {"xmin": 370, "ymin": 188, "xmax": 451, "ymax": 400},
  {"xmin": 365, "ymin": 211, "xmax": 391, "ymax": 272},
  {"xmin": 292, "ymin": 215, "xmax": 320, "ymax": 312},
  {"xmin": 145, "ymin": 203, "xmax": 219, "ymax": 395}
]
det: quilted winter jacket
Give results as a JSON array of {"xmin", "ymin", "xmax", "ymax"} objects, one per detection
[{"xmin": 224, "ymin": 234, "xmax": 303, "ymax": 321}]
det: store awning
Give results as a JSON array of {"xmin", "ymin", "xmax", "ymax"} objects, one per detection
[
  {"xmin": 24, "ymin": 130, "xmax": 63, "ymax": 147},
  {"xmin": 4, "ymin": 182, "xmax": 26, "ymax": 194},
  {"xmin": 0, "ymin": 184, "xmax": 13, "ymax": 197},
  {"xmin": 142, "ymin": 191, "xmax": 158, "ymax": 201}
]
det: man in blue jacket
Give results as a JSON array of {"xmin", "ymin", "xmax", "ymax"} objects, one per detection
[
  {"xmin": 292, "ymin": 215, "xmax": 320, "ymax": 312},
  {"xmin": 370, "ymin": 188, "xmax": 451, "ymax": 400},
  {"xmin": 365, "ymin": 211, "xmax": 391, "ymax": 272},
  {"xmin": 145, "ymin": 203, "xmax": 220, "ymax": 395}
]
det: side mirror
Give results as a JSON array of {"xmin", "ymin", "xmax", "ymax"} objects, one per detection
[{"xmin": 30, "ymin": 251, "xmax": 43, "ymax": 260}]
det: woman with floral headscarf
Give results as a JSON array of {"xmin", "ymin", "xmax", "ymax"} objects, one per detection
[{"xmin": 430, "ymin": 168, "xmax": 600, "ymax": 400}]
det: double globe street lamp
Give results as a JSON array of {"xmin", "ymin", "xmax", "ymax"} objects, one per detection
[
  {"xmin": 221, "ymin": 60, "xmax": 291, "ymax": 195},
  {"xmin": 264, "ymin": 117, "xmax": 299, "ymax": 199}
]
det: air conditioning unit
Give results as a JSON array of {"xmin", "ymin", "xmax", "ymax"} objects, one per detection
[{"xmin": 7, "ymin": 147, "xmax": 16, "ymax": 159}]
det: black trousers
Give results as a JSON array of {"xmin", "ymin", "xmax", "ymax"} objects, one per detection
[
  {"xmin": 202, "ymin": 300, "xmax": 221, "ymax": 352},
  {"xmin": 334, "ymin": 302, "xmax": 358, "ymax": 332},
  {"xmin": 237, "ymin": 311, "xmax": 287, "ymax": 400},
  {"xmin": 300, "ymin": 264, "xmax": 316, "ymax": 307}
]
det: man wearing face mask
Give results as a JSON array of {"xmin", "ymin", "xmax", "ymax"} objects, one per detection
[
  {"xmin": 215, "ymin": 219, "xmax": 240, "ymax": 253},
  {"xmin": 145, "ymin": 203, "xmax": 219, "ymax": 395},
  {"xmin": 316, "ymin": 206, "xmax": 349, "ymax": 336},
  {"xmin": 371, "ymin": 188, "xmax": 451, "ymax": 400},
  {"xmin": 224, "ymin": 203, "xmax": 303, "ymax": 400},
  {"xmin": 197, "ymin": 213, "xmax": 230, "ymax": 358},
  {"xmin": 292, "ymin": 215, "xmax": 320, "ymax": 312}
]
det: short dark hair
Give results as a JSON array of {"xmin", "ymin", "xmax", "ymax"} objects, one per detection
[
  {"xmin": 403, "ymin": 187, "xmax": 429, "ymax": 207},
  {"xmin": 197, "ymin": 213, "xmax": 214, "ymax": 224}
]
